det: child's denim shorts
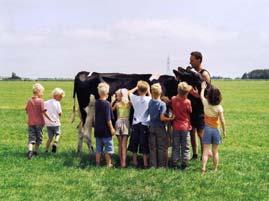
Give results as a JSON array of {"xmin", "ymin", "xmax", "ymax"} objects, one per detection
[
  {"xmin": 95, "ymin": 137, "xmax": 114, "ymax": 154},
  {"xmin": 202, "ymin": 125, "xmax": 221, "ymax": 145},
  {"xmin": 47, "ymin": 126, "xmax": 60, "ymax": 140}
]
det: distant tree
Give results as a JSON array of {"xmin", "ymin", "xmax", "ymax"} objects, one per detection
[{"xmin": 242, "ymin": 69, "xmax": 269, "ymax": 79}]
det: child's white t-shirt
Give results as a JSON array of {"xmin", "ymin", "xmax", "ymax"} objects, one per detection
[
  {"xmin": 130, "ymin": 94, "xmax": 151, "ymax": 126},
  {"xmin": 44, "ymin": 99, "xmax": 62, "ymax": 127}
]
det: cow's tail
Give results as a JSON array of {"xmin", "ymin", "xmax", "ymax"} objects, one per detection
[{"xmin": 70, "ymin": 98, "xmax": 76, "ymax": 123}]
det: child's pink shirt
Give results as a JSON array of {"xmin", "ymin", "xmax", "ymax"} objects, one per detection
[
  {"xmin": 25, "ymin": 96, "xmax": 46, "ymax": 126},
  {"xmin": 171, "ymin": 96, "xmax": 192, "ymax": 131}
]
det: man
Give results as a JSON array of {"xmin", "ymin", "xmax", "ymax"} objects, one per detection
[{"xmin": 188, "ymin": 51, "xmax": 211, "ymax": 160}]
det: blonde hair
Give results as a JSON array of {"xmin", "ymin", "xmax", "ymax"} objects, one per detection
[
  {"xmin": 98, "ymin": 82, "xmax": 109, "ymax": 96},
  {"xmin": 52, "ymin": 88, "xmax": 65, "ymax": 98},
  {"xmin": 151, "ymin": 83, "xmax": 162, "ymax": 99},
  {"xmin": 32, "ymin": 83, "xmax": 44, "ymax": 94},
  {"xmin": 137, "ymin": 80, "xmax": 149, "ymax": 94},
  {"xmin": 178, "ymin": 82, "xmax": 192, "ymax": 96},
  {"xmin": 116, "ymin": 88, "xmax": 129, "ymax": 104}
]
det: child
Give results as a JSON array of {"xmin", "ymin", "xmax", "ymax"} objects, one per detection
[
  {"xmin": 94, "ymin": 82, "xmax": 115, "ymax": 167},
  {"xmin": 112, "ymin": 88, "xmax": 131, "ymax": 168},
  {"xmin": 145, "ymin": 83, "xmax": 174, "ymax": 168},
  {"xmin": 171, "ymin": 82, "xmax": 192, "ymax": 169},
  {"xmin": 200, "ymin": 81, "xmax": 226, "ymax": 174},
  {"xmin": 44, "ymin": 88, "xmax": 65, "ymax": 153},
  {"xmin": 25, "ymin": 83, "xmax": 53, "ymax": 159},
  {"xmin": 128, "ymin": 80, "xmax": 151, "ymax": 168}
]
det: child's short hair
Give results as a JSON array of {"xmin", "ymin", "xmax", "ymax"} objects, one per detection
[
  {"xmin": 52, "ymin": 88, "xmax": 65, "ymax": 98},
  {"xmin": 32, "ymin": 83, "xmax": 44, "ymax": 94},
  {"xmin": 178, "ymin": 82, "xmax": 192, "ymax": 96},
  {"xmin": 151, "ymin": 83, "xmax": 162, "ymax": 98},
  {"xmin": 98, "ymin": 82, "xmax": 109, "ymax": 96},
  {"xmin": 207, "ymin": 86, "xmax": 222, "ymax": 106},
  {"xmin": 137, "ymin": 80, "xmax": 149, "ymax": 94}
]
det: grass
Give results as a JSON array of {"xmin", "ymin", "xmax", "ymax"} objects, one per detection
[{"xmin": 0, "ymin": 80, "xmax": 269, "ymax": 201}]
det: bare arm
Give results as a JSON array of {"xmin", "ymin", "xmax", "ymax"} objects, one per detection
[
  {"xmin": 112, "ymin": 102, "xmax": 118, "ymax": 111},
  {"xmin": 219, "ymin": 112, "xmax": 226, "ymax": 137},
  {"xmin": 200, "ymin": 81, "xmax": 207, "ymax": 100},
  {"xmin": 201, "ymin": 71, "xmax": 211, "ymax": 83},
  {"xmin": 189, "ymin": 87, "xmax": 200, "ymax": 98},
  {"xmin": 160, "ymin": 114, "xmax": 174, "ymax": 122},
  {"xmin": 43, "ymin": 111, "xmax": 54, "ymax": 122},
  {"xmin": 128, "ymin": 87, "xmax": 138, "ymax": 95},
  {"xmin": 107, "ymin": 120, "xmax": 115, "ymax": 136}
]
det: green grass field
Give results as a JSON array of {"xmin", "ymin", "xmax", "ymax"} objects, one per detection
[{"xmin": 0, "ymin": 80, "xmax": 268, "ymax": 201}]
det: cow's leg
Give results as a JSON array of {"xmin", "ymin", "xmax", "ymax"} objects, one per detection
[
  {"xmin": 83, "ymin": 106, "xmax": 95, "ymax": 154},
  {"xmin": 77, "ymin": 122, "xmax": 84, "ymax": 153}
]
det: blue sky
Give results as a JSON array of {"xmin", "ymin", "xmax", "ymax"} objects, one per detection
[{"xmin": 0, "ymin": 0, "xmax": 268, "ymax": 78}]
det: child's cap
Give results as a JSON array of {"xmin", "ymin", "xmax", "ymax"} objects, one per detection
[
  {"xmin": 32, "ymin": 83, "xmax": 44, "ymax": 94},
  {"xmin": 52, "ymin": 88, "xmax": 65, "ymax": 97}
]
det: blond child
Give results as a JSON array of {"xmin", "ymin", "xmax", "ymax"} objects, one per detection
[
  {"xmin": 94, "ymin": 82, "xmax": 115, "ymax": 167},
  {"xmin": 44, "ymin": 88, "xmax": 65, "ymax": 153},
  {"xmin": 25, "ymin": 83, "xmax": 53, "ymax": 159},
  {"xmin": 128, "ymin": 81, "xmax": 151, "ymax": 168},
  {"xmin": 171, "ymin": 82, "xmax": 193, "ymax": 169},
  {"xmin": 200, "ymin": 81, "xmax": 226, "ymax": 174},
  {"xmin": 145, "ymin": 83, "xmax": 174, "ymax": 168},
  {"xmin": 112, "ymin": 88, "xmax": 131, "ymax": 168}
]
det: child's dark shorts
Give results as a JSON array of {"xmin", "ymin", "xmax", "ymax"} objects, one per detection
[
  {"xmin": 128, "ymin": 123, "xmax": 149, "ymax": 154},
  {"xmin": 28, "ymin": 125, "xmax": 43, "ymax": 145}
]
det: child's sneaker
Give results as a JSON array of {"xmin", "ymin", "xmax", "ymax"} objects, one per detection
[
  {"xmin": 52, "ymin": 144, "xmax": 57, "ymax": 153},
  {"xmin": 27, "ymin": 151, "xmax": 33, "ymax": 159}
]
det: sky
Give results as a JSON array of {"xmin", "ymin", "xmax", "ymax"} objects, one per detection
[{"xmin": 0, "ymin": 0, "xmax": 268, "ymax": 78}]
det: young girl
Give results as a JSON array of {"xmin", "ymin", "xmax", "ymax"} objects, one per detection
[
  {"xmin": 200, "ymin": 81, "xmax": 226, "ymax": 174},
  {"xmin": 112, "ymin": 88, "xmax": 131, "ymax": 168}
]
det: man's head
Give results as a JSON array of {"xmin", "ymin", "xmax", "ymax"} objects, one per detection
[
  {"xmin": 190, "ymin": 51, "xmax": 203, "ymax": 69},
  {"xmin": 137, "ymin": 80, "xmax": 149, "ymax": 96},
  {"xmin": 151, "ymin": 83, "xmax": 162, "ymax": 99},
  {"xmin": 177, "ymin": 82, "xmax": 192, "ymax": 97},
  {"xmin": 98, "ymin": 82, "xmax": 110, "ymax": 98},
  {"xmin": 32, "ymin": 83, "xmax": 44, "ymax": 98}
]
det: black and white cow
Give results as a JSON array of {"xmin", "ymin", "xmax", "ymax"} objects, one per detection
[{"xmin": 72, "ymin": 72, "xmax": 152, "ymax": 153}]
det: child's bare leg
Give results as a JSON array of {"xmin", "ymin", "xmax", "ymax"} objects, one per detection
[
  {"xmin": 117, "ymin": 136, "xmax": 122, "ymax": 165},
  {"xmin": 28, "ymin": 143, "xmax": 33, "ymax": 151},
  {"xmin": 96, "ymin": 153, "xmax": 101, "ymax": 166},
  {"xmin": 132, "ymin": 153, "xmax": 138, "ymax": 166},
  {"xmin": 46, "ymin": 138, "xmax": 53, "ymax": 151},
  {"xmin": 34, "ymin": 144, "xmax": 40, "ymax": 153},
  {"xmin": 143, "ymin": 154, "xmax": 149, "ymax": 167},
  {"xmin": 105, "ymin": 153, "xmax": 113, "ymax": 167},
  {"xmin": 212, "ymin": 144, "xmax": 219, "ymax": 171},
  {"xmin": 55, "ymin": 135, "xmax": 61, "ymax": 144},
  {"xmin": 121, "ymin": 136, "xmax": 128, "ymax": 167},
  {"xmin": 202, "ymin": 144, "xmax": 211, "ymax": 173}
]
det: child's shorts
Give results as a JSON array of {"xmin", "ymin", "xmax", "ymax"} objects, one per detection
[
  {"xmin": 28, "ymin": 125, "xmax": 43, "ymax": 145},
  {"xmin": 47, "ymin": 126, "xmax": 61, "ymax": 139},
  {"xmin": 202, "ymin": 125, "xmax": 221, "ymax": 145},
  {"xmin": 95, "ymin": 137, "xmax": 114, "ymax": 154},
  {"xmin": 115, "ymin": 119, "xmax": 129, "ymax": 135},
  {"xmin": 128, "ymin": 123, "xmax": 149, "ymax": 154}
]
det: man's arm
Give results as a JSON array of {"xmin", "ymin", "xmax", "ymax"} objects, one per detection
[{"xmin": 201, "ymin": 71, "xmax": 211, "ymax": 83}]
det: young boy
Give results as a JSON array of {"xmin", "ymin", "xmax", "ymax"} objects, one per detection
[
  {"xmin": 94, "ymin": 82, "xmax": 115, "ymax": 167},
  {"xmin": 145, "ymin": 83, "xmax": 174, "ymax": 168},
  {"xmin": 171, "ymin": 82, "xmax": 192, "ymax": 169},
  {"xmin": 128, "ymin": 80, "xmax": 151, "ymax": 168},
  {"xmin": 44, "ymin": 88, "xmax": 65, "ymax": 153},
  {"xmin": 25, "ymin": 83, "xmax": 53, "ymax": 159}
]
